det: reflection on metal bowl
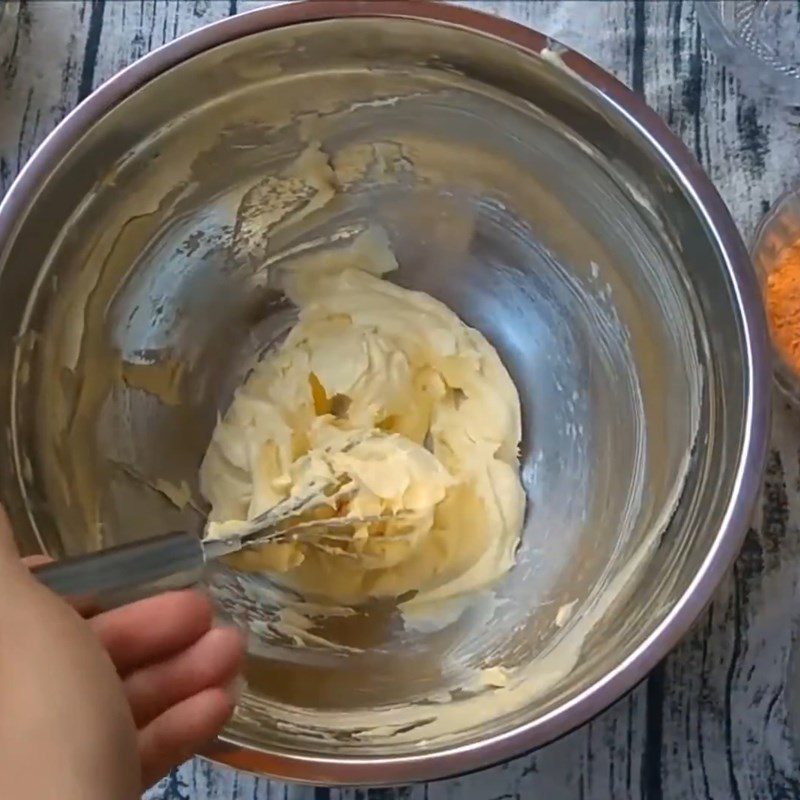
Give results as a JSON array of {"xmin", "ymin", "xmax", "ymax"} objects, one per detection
[{"xmin": 0, "ymin": 1, "xmax": 769, "ymax": 786}]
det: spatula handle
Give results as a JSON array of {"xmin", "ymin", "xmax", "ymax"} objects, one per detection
[{"xmin": 32, "ymin": 531, "xmax": 206, "ymax": 610}]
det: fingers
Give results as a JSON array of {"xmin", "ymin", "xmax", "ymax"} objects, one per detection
[
  {"xmin": 124, "ymin": 626, "xmax": 244, "ymax": 727},
  {"xmin": 138, "ymin": 686, "xmax": 236, "ymax": 789},
  {"xmin": 91, "ymin": 589, "xmax": 213, "ymax": 676}
]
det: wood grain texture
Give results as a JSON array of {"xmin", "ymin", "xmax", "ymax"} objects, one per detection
[{"xmin": 2, "ymin": 1, "xmax": 800, "ymax": 798}]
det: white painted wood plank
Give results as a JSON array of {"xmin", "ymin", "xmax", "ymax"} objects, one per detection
[{"xmin": 0, "ymin": 0, "xmax": 91, "ymax": 195}]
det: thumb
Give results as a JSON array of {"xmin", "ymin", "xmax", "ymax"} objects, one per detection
[
  {"xmin": 0, "ymin": 504, "xmax": 24, "ymax": 566},
  {"xmin": 0, "ymin": 506, "xmax": 60, "ymax": 598}
]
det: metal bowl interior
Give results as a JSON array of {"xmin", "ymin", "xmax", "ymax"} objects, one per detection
[{"xmin": 0, "ymin": 7, "xmax": 767, "ymax": 785}]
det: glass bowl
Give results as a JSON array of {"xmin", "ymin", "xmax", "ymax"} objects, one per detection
[
  {"xmin": 752, "ymin": 185, "xmax": 800, "ymax": 402},
  {"xmin": 698, "ymin": 1, "xmax": 800, "ymax": 104}
]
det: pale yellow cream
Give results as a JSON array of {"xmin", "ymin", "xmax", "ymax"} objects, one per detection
[{"xmin": 200, "ymin": 229, "xmax": 525, "ymax": 605}]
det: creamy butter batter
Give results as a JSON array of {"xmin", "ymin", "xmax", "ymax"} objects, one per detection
[{"xmin": 200, "ymin": 228, "xmax": 525, "ymax": 605}]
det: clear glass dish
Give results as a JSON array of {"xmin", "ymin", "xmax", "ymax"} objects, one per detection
[
  {"xmin": 698, "ymin": 1, "xmax": 800, "ymax": 105},
  {"xmin": 752, "ymin": 185, "xmax": 800, "ymax": 402}
]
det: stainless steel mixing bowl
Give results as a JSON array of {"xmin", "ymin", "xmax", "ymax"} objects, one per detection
[{"xmin": 0, "ymin": 1, "xmax": 769, "ymax": 785}]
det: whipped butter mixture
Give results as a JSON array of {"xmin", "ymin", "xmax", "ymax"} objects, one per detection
[{"xmin": 200, "ymin": 228, "xmax": 525, "ymax": 605}]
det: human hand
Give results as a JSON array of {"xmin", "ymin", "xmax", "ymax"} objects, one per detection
[{"xmin": 0, "ymin": 506, "xmax": 244, "ymax": 799}]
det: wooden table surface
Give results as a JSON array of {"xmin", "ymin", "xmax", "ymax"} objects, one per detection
[{"xmin": 3, "ymin": 1, "xmax": 800, "ymax": 798}]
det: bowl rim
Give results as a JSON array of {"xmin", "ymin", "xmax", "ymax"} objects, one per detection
[{"xmin": 0, "ymin": 0, "xmax": 771, "ymax": 786}]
